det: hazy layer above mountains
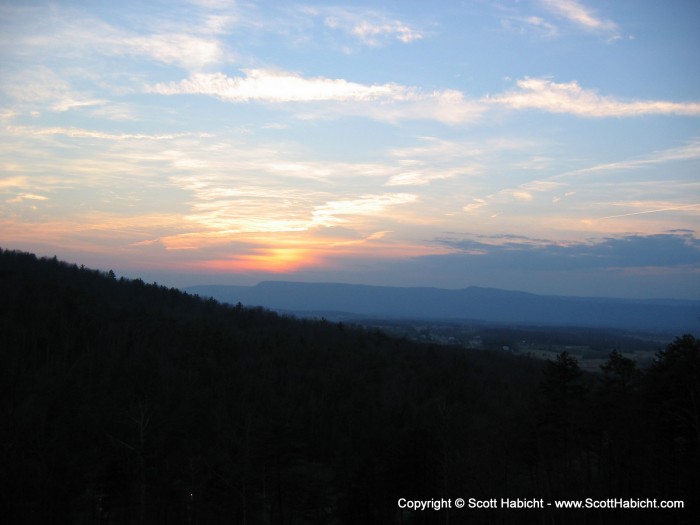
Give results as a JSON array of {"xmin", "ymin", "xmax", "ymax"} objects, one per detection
[{"xmin": 186, "ymin": 282, "xmax": 700, "ymax": 334}]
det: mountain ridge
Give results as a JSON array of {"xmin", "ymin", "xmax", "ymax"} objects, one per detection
[{"xmin": 186, "ymin": 281, "xmax": 700, "ymax": 333}]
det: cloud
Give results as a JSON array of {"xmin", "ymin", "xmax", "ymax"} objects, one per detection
[
  {"xmin": 327, "ymin": 229, "xmax": 394, "ymax": 248},
  {"xmin": 597, "ymin": 203, "xmax": 700, "ymax": 221},
  {"xmin": 0, "ymin": 56, "xmax": 192, "ymax": 121},
  {"xmin": 319, "ymin": 7, "xmax": 423, "ymax": 46},
  {"xmin": 170, "ymin": 172, "xmax": 318, "ymax": 235},
  {"xmin": 352, "ymin": 20, "xmax": 423, "ymax": 44},
  {"xmin": 501, "ymin": 16, "xmax": 558, "ymax": 38},
  {"xmin": 0, "ymin": 176, "xmax": 29, "ymax": 190},
  {"xmin": 539, "ymin": 0, "xmax": 619, "ymax": 38},
  {"xmin": 325, "ymin": 14, "xmax": 423, "ymax": 46},
  {"xmin": 463, "ymin": 198, "xmax": 487, "ymax": 213},
  {"xmin": 1, "ymin": 4, "xmax": 230, "ymax": 73},
  {"xmin": 152, "ymin": 189, "xmax": 418, "ymax": 253},
  {"xmin": 487, "ymin": 77, "xmax": 700, "ymax": 117},
  {"xmin": 520, "ymin": 180, "xmax": 566, "ymax": 192},
  {"xmin": 383, "ymin": 138, "xmax": 485, "ymax": 186},
  {"xmin": 436, "ymin": 232, "xmax": 700, "ymax": 271},
  {"xmin": 185, "ymin": 0, "xmax": 236, "ymax": 8},
  {"xmin": 6, "ymin": 193, "xmax": 48, "ymax": 204},
  {"xmin": 342, "ymin": 231, "xmax": 699, "ymax": 297},
  {"xmin": 147, "ymin": 69, "xmax": 484, "ymax": 124},
  {"xmin": 6, "ymin": 125, "xmax": 212, "ymax": 142},
  {"xmin": 385, "ymin": 137, "xmax": 542, "ymax": 188},
  {"xmin": 148, "ymin": 69, "xmax": 404, "ymax": 102},
  {"xmin": 503, "ymin": 189, "xmax": 534, "ymax": 202},
  {"xmin": 362, "ymin": 89, "xmax": 483, "ymax": 125},
  {"xmin": 312, "ymin": 193, "xmax": 418, "ymax": 226},
  {"xmin": 115, "ymin": 33, "xmax": 225, "ymax": 70},
  {"xmin": 149, "ymin": 71, "xmax": 700, "ymax": 124},
  {"xmin": 384, "ymin": 170, "xmax": 459, "ymax": 187},
  {"xmin": 461, "ymin": 138, "xmax": 700, "ymax": 219},
  {"xmin": 72, "ymin": 19, "xmax": 229, "ymax": 71},
  {"xmin": 568, "ymin": 139, "xmax": 700, "ymax": 176},
  {"xmin": 1, "ymin": 66, "xmax": 107, "ymax": 112}
]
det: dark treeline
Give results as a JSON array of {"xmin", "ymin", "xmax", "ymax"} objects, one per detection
[{"xmin": 0, "ymin": 248, "xmax": 697, "ymax": 524}]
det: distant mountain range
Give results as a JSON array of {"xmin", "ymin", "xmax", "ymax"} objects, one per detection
[{"xmin": 185, "ymin": 282, "xmax": 700, "ymax": 333}]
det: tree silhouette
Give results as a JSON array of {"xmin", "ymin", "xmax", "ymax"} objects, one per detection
[{"xmin": 1, "ymin": 248, "xmax": 697, "ymax": 524}]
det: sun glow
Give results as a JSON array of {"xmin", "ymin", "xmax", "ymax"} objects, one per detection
[
  {"xmin": 193, "ymin": 228, "xmax": 451, "ymax": 275},
  {"xmin": 204, "ymin": 247, "xmax": 318, "ymax": 273}
]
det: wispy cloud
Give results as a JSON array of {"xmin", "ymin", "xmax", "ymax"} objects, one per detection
[
  {"xmin": 6, "ymin": 193, "xmax": 48, "ymax": 204},
  {"xmin": 501, "ymin": 15, "xmax": 558, "ymax": 38},
  {"xmin": 6, "ymin": 125, "xmax": 212, "ymax": 142},
  {"xmin": 165, "ymin": 144, "xmax": 418, "ymax": 238},
  {"xmin": 505, "ymin": 189, "xmax": 534, "ymax": 202},
  {"xmin": 383, "ymin": 170, "xmax": 462, "ymax": 187},
  {"xmin": 317, "ymin": 7, "xmax": 423, "ymax": 47},
  {"xmin": 1, "ymin": 66, "xmax": 107, "ymax": 112},
  {"xmin": 567, "ymin": 139, "xmax": 700, "ymax": 176},
  {"xmin": 352, "ymin": 20, "xmax": 423, "ymax": 45},
  {"xmin": 178, "ymin": 183, "xmax": 317, "ymax": 235},
  {"xmin": 360, "ymin": 89, "xmax": 483, "ymax": 125},
  {"xmin": 487, "ymin": 77, "xmax": 700, "ymax": 117},
  {"xmin": 116, "ymin": 33, "xmax": 225, "ymax": 70},
  {"xmin": 154, "ymin": 188, "xmax": 419, "ymax": 253},
  {"xmin": 597, "ymin": 203, "xmax": 700, "ymax": 220},
  {"xmin": 147, "ymin": 69, "xmax": 484, "ymax": 124},
  {"xmin": 387, "ymin": 136, "xmax": 543, "ymax": 188},
  {"xmin": 324, "ymin": 11, "xmax": 423, "ymax": 46},
  {"xmin": 2, "ymin": 4, "xmax": 231, "ymax": 73},
  {"xmin": 0, "ymin": 176, "xmax": 29, "ymax": 190},
  {"xmin": 312, "ymin": 193, "xmax": 418, "ymax": 227},
  {"xmin": 1, "ymin": 0, "xmax": 697, "ymax": 296},
  {"xmin": 148, "ymin": 69, "xmax": 404, "ymax": 102},
  {"xmin": 148, "ymin": 71, "xmax": 700, "ymax": 123},
  {"xmin": 327, "ymin": 230, "xmax": 392, "ymax": 247},
  {"xmin": 457, "ymin": 138, "xmax": 700, "ymax": 235},
  {"xmin": 539, "ymin": 0, "xmax": 619, "ymax": 39}
]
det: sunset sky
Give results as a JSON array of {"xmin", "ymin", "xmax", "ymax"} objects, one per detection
[{"xmin": 1, "ymin": 0, "xmax": 699, "ymax": 298}]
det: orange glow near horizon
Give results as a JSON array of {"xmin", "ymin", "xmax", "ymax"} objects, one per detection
[
  {"xmin": 194, "ymin": 232, "xmax": 460, "ymax": 276},
  {"xmin": 203, "ymin": 247, "xmax": 320, "ymax": 273}
]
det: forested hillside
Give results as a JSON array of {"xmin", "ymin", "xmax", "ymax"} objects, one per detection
[{"xmin": 0, "ymin": 249, "xmax": 697, "ymax": 524}]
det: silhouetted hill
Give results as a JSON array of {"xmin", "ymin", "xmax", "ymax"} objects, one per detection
[
  {"xmin": 2, "ymin": 249, "xmax": 698, "ymax": 524},
  {"xmin": 187, "ymin": 281, "xmax": 700, "ymax": 333}
]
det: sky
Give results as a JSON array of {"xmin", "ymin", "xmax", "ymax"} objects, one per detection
[{"xmin": 1, "ymin": 0, "xmax": 699, "ymax": 299}]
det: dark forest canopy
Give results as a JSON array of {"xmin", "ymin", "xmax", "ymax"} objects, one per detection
[{"xmin": 0, "ymin": 248, "xmax": 698, "ymax": 524}]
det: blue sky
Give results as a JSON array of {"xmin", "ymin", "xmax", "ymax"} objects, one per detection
[{"xmin": 1, "ymin": 0, "xmax": 699, "ymax": 298}]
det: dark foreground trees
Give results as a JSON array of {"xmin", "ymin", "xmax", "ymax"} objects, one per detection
[{"xmin": 0, "ymin": 249, "xmax": 697, "ymax": 524}]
